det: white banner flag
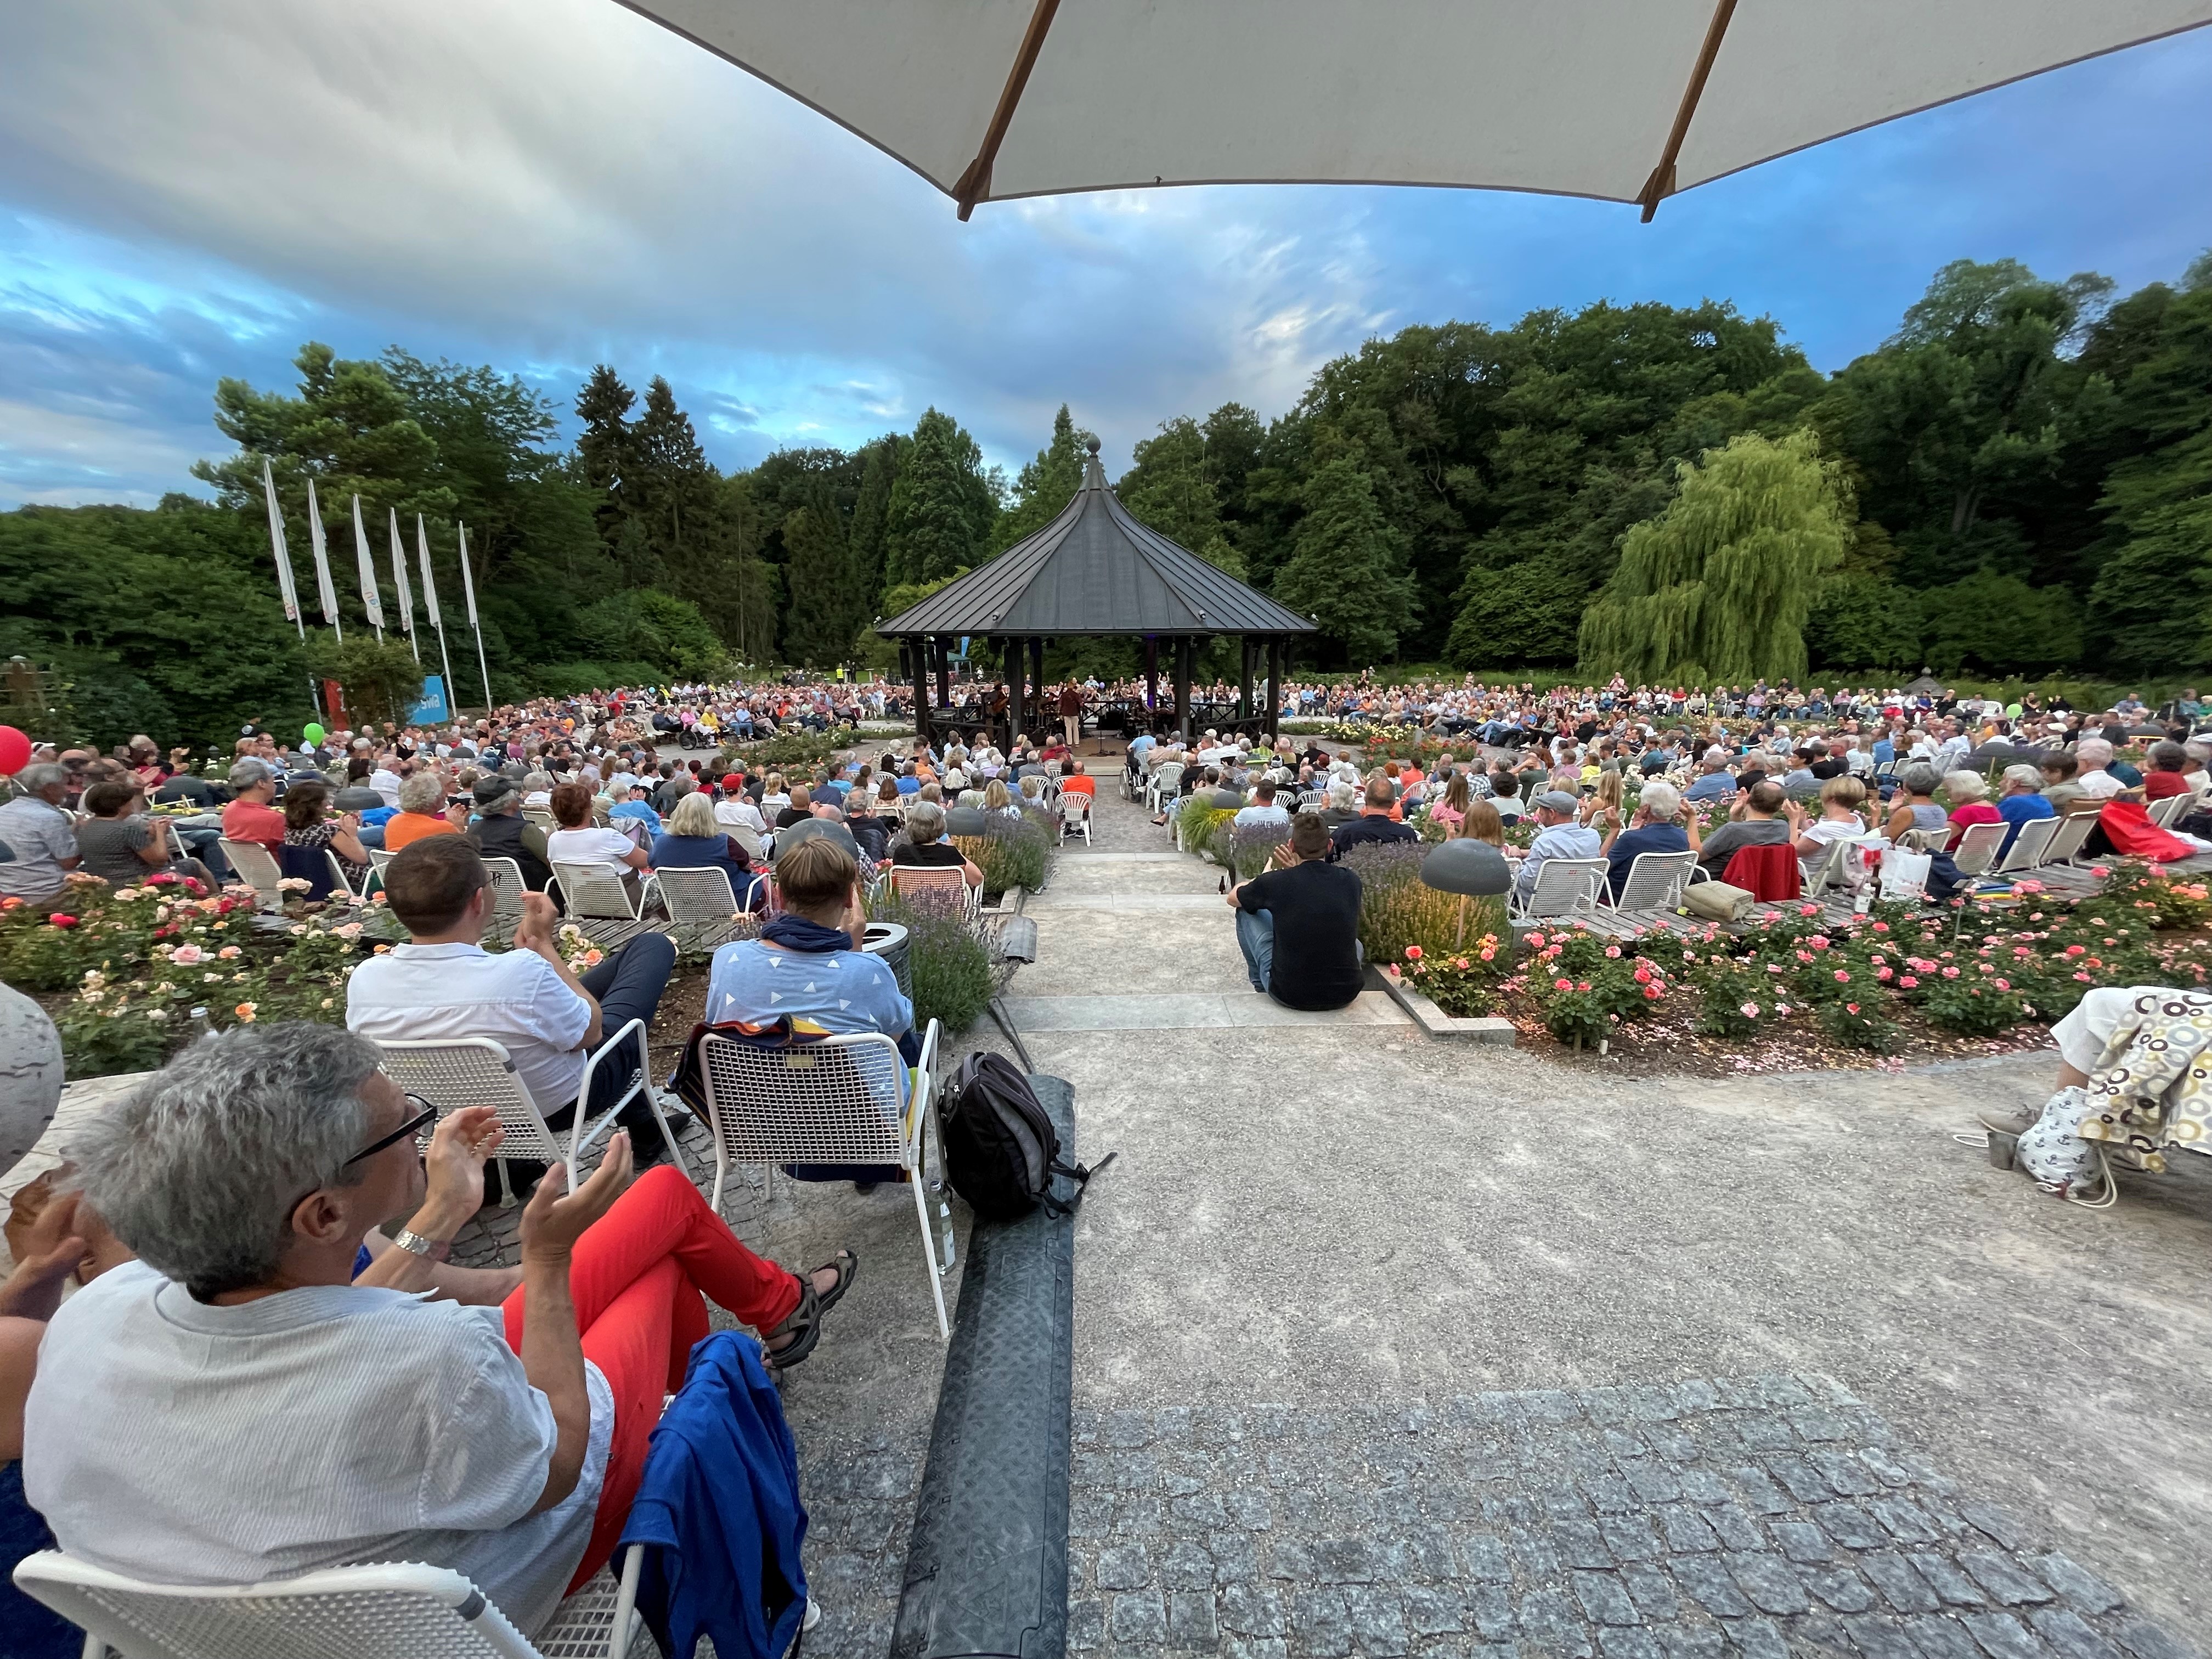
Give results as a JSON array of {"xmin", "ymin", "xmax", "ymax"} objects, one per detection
[
  {"xmin": 351, "ymin": 495, "xmax": 384, "ymax": 630},
  {"xmin": 457, "ymin": 521, "xmax": 481, "ymax": 626},
  {"xmin": 387, "ymin": 509, "xmax": 415, "ymax": 632},
  {"xmin": 261, "ymin": 457, "xmax": 301, "ymax": 627},
  {"xmin": 307, "ymin": 479, "xmax": 340, "ymax": 627},
  {"xmin": 416, "ymin": 519, "xmax": 442, "ymax": 628}
]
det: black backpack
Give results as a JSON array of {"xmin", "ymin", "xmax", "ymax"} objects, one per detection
[{"xmin": 940, "ymin": 1053, "xmax": 1113, "ymax": 1221}]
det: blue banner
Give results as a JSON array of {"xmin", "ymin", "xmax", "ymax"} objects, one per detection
[{"xmin": 408, "ymin": 675, "xmax": 450, "ymax": 725}]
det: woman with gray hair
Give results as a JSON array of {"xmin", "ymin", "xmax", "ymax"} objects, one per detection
[
  {"xmin": 381, "ymin": 769, "xmax": 466, "ymax": 853},
  {"xmin": 1994, "ymin": 763, "xmax": 2058, "ymax": 857},
  {"xmin": 23, "ymin": 1024, "xmax": 851, "ymax": 1633},
  {"xmin": 1882, "ymin": 761, "xmax": 1950, "ymax": 845},
  {"xmin": 890, "ymin": 799, "xmax": 983, "ymax": 889}
]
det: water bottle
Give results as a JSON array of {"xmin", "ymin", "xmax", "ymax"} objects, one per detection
[{"xmin": 188, "ymin": 1006, "xmax": 213, "ymax": 1042}]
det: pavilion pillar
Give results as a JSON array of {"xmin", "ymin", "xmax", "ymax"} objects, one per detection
[
  {"xmin": 1007, "ymin": 636, "xmax": 1025, "ymax": 750},
  {"xmin": 1030, "ymin": 637, "xmax": 1046, "ymax": 741},
  {"xmin": 1237, "ymin": 636, "xmax": 1254, "ymax": 727},
  {"xmin": 1174, "ymin": 636, "xmax": 1193, "ymax": 743},
  {"xmin": 934, "ymin": 635, "xmax": 952, "ymax": 717},
  {"xmin": 1144, "ymin": 637, "xmax": 1159, "ymax": 724},
  {"xmin": 911, "ymin": 639, "xmax": 933, "ymax": 748},
  {"xmin": 1266, "ymin": 639, "xmax": 1283, "ymax": 741}
]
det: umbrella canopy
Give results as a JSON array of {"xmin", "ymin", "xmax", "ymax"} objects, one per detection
[{"xmin": 620, "ymin": 1, "xmax": 2211, "ymax": 219}]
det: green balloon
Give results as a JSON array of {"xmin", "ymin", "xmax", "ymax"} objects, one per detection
[{"xmin": 303, "ymin": 723, "xmax": 326, "ymax": 745}]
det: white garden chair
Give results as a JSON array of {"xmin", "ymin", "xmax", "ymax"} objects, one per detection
[
  {"xmin": 367, "ymin": 846, "xmax": 397, "ymax": 875},
  {"xmin": 1604, "ymin": 849, "xmax": 1697, "ymax": 910},
  {"xmin": 1991, "ymin": 815, "xmax": 2060, "ymax": 874},
  {"xmin": 692, "ymin": 1020, "xmax": 950, "ymax": 1340},
  {"xmin": 2041, "ymin": 811, "xmax": 2098, "ymax": 866},
  {"xmin": 646, "ymin": 865, "xmax": 760, "ymax": 952},
  {"xmin": 1511, "ymin": 856, "xmax": 1608, "ymax": 921},
  {"xmin": 1057, "ymin": 790, "xmax": 1092, "ymax": 845},
  {"xmin": 1894, "ymin": 827, "xmax": 1949, "ymax": 854},
  {"xmin": 2148, "ymin": 792, "xmax": 2191, "ymax": 830},
  {"xmin": 1296, "ymin": 789, "xmax": 1327, "ymax": 809},
  {"xmin": 481, "ymin": 855, "xmax": 528, "ymax": 944},
  {"xmin": 217, "ymin": 837, "xmax": 283, "ymax": 910},
  {"xmin": 1146, "ymin": 763, "xmax": 1185, "ymax": 814},
  {"xmin": 324, "ymin": 850, "xmax": 359, "ymax": 902},
  {"xmin": 376, "ymin": 1021, "xmax": 672, "ymax": 1199},
  {"xmin": 551, "ymin": 861, "xmax": 645, "ymax": 921},
  {"xmin": 889, "ymin": 862, "xmax": 980, "ymax": 923},
  {"xmin": 13, "ymin": 1550, "xmax": 652, "ymax": 1659},
  {"xmin": 1948, "ymin": 820, "xmax": 2008, "ymax": 877}
]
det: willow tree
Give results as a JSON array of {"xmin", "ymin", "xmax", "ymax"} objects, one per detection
[{"xmin": 1577, "ymin": 429, "xmax": 1850, "ymax": 685}]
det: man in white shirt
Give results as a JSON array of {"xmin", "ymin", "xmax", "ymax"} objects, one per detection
[
  {"xmin": 1232, "ymin": 778, "xmax": 1294, "ymax": 836},
  {"xmin": 346, "ymin": 837, "xmax": 679, "ymax": 1167},
  {"xmin": 369, "ymin": 761, "xmax": 405, "ymax": 809},
  {"xmin": 2073, "ymin": 737, "xmax": 2126, "ymax": 799}
]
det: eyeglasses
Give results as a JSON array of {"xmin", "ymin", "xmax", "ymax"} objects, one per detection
[{"xmin": 345, "ymin": 1095, "xmax": 439, "ymax": 1167}]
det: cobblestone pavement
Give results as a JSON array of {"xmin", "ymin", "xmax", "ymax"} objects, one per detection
[{"xmin": 1065, "ymin": 1376, "xmax": 2194, "ymax": 1659}]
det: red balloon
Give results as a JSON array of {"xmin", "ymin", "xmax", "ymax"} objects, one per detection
[{"xmin": 0, "ymin": 726, "xmax": 29, "ymax": 777}]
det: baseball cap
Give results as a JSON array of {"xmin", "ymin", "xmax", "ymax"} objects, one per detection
[{"xmin": 1532, "ymin": 790, "xmax": 1581, "ymax": 815}]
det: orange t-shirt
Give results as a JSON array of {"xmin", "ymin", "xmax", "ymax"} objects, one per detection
[
  {"xmin": 383, "ymin": 812, "xmax": 461, "ymax": 851},
  {"xmin": 1058, "ymin": 776, "xmax": 1096, "ymax": 798}
]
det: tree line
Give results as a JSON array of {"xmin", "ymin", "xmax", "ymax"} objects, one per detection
[{"xmin": 0, "ymin": 251, "xmax": 2205, "ymax": 748}]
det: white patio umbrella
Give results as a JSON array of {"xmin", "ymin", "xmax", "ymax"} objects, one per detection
[{"xmin": 618, "ymin": 0, "xmax": 2211, "ymax": 219}]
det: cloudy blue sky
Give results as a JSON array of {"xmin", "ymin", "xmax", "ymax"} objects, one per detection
[{"xmin": 1, "ymin": 2, "xmax": 2208, "ymax": 510}]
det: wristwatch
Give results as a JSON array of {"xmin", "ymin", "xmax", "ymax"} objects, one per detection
[{"xmin": 391, "ymin": 1228, "xmax": 453, "ymax": 1263}]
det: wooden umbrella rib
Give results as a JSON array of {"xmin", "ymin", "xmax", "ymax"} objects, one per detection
[
  {"xmin": 1638, "ymin": 0, "xmax": 1737, "ymax": 222},
  {"xmin": 953, "ymin": 0, "xmax": 1062, "ymax": 221}
]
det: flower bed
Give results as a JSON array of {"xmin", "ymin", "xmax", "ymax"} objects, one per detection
[{"xmin": 1482, "ymin": 861, "xmax": 2211, "ymax": 1070}]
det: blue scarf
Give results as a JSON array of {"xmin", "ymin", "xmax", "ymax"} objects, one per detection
[{"xmin": 759, "ymin": 912, "xmax": 852, "ymax": 953}]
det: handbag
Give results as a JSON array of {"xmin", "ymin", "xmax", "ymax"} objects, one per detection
[
  {"xmin": 1878, "ymin": 845, "xmax": 1931, "ymax": 901},
  {"xmin": 1681, "ymin": 879, "xmax": 1754, "ymax": 921}
]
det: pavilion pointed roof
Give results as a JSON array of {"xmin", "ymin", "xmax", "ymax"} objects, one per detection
[{"xmin": 875, "ymin": 444, "xmax": 1314, "ymax": 639}]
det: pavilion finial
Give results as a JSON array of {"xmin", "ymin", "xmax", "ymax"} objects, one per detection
[{"xmin": 1082, "ymin": 435, "xmax": 1107, "ymax": 489}]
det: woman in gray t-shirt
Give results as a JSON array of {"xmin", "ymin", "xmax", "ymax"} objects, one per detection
[{"xmin": 74, "ymin": 780, "xmax": 212, "ymax": 888}]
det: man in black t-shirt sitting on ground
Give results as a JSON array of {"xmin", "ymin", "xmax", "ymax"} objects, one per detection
[{"xmin": 1228, "ymin": 811, "xmax": 1365, "ymax": 1011}]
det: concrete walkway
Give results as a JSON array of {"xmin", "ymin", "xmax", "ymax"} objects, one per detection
[{"xmin": 1040, "ymin": 776, "xmax": 2212, "ymax": 1655}]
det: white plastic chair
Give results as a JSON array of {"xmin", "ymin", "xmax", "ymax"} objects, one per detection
[
  {"xmin": 2149, "ymin": 793, "xmax": 2190, "ymax": 830},
  {"xmin": 694, "ymin": 1021, "xmax": 950, "ymax": 1340},
  {"xmin": 1296, "ymin": 789, "xmax": 1327, "ymax": 809},
  {"xmin": 1511, "ymin": 856, "xmax": 1607, "ymax": 919},
  {"xmin": 376, "ymin": 1022, "xmax": 671, "ymax": 1198},
  {"xmin": 1057, "ymin": 791, "xmax": 1092, "ymax": 845},
  {"xmin": 1605, "ymin": 849, "xmax": 1697, "ymax": 910},
  {"xmin": 1992, "ymin": 815, "xmax": 2059, "ymax": 874},
  {"xmin": 11, "ymin": 1550, "xmax": 646, "ymax": 1659},
  {"xmin": 217, "ymin": 837, "xmax": 282, "ymax": 909},
  {"xmin": 1894, "ymin": 827, "xmax": 1949, "ymax": 854},
  {"xmin": 1146, "ymin": 763, "xmax": 1185, "ymax": 814},
  {"xmin": 1948, "ymin": 820, "xmax": 2008, "ymax": 876}
]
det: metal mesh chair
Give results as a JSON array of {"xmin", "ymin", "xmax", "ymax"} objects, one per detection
[
  {"xmin": 325, "ymin": 851, "xmax": 358, "ymax": 902},
  {"xmin": 368, "ymin": 847, "xmax": 398, "ymax": 876},
  {"xmin": 1510, "ymin": 856, "xmax": 1607, "ymax": 920},
  {"xmin": 217, "ymin": 837, "xmax": 282, "ymax": 909},
  {"xmin": 10, "ymin": 1550, "xmax": 644, "ymax": 1659},
  {"xmin": 551, "ymin": 862, "xmax": 644, "ymax": 921},
  {"xmin": 695, "ymin": 1021, "xmax": 950, "ymax": 1341},
  {"xmin": 889, "ymin": 864, "xmax": 979, "ymax": 923},
  {"xmin": 1991, "ymin": 815, "xmax": 2059, "ymax": 874},
  {"xmin": 376, "ymin": 1023, "xmax": 669, "ymax": 1197},
  {"xmin": 2042, "ymin": 812, "xmax": 2098, "ymax": 866},
  {"xmin": 481, "ymin": 856, "xmax": 528, "ymax": 945},
  {"xmin": 1605, "ymin": 849, "xmax": 1697, "ymax": 910},
  {"xmin": 2149, "ymin": 792, "xmax": 2191, "ymax": 830},
  {"xmin": 647, "ymin": 865, "xmax": 760, "ymax": 953},
  {"xmin": 1947, "ymin": 821, "xmax": 2008, "ymax": 876}
]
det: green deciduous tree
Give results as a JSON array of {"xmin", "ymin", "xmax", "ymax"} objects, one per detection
[
  {"xmin": 1272, "ymin": 455, "xmax": 1417, "ymax": 665},
  {"xmin": 1578, "ymin": 430, "xmax": 1852, "ymax": 684},
  {"xmin": 1118, "ymin": 416, "xmax": 1244, "ymax": 577},
  {"xmin": 884, "ymin": 408, "xmax": 996, "ymax": 585}
]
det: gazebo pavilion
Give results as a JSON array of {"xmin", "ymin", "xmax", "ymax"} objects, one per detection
[{"xmin": 874, "ymin": 440, "xmax": 1315, "ymax": 751}]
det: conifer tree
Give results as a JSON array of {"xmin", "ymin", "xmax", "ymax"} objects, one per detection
[
  {"xmin": 779, "ymin": 496, "xmax": 857, "ymax": 667},
  {"xmin": 847, "ymin": 436, "xmax": 902, "ymax": 608},
  {"xmin": 1272, "ymin": 456, "xmax": 1416, "ymax": 664},
  {"xmin": 1577, "ymin": 429, "xmax": 1850, "ymax": 684},
  {"xmin": 990, "ymin": 404, "xmax": 1093, "ymax": 554},
  {"xmin": 574, "ymin": 365, "xmax": 635, "ymax": 548},
  {"xmin": 884, "ymin": 407, "xmax": 994, "ymax": 584}
]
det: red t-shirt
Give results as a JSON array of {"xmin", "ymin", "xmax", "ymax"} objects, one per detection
[
  {"xmin": 221, "ymin": 799, "xmax": 286, "ymax": 850},
  {"xmin": 2143, "ymin": 771, "xmax": 2192, "ymax": 801},
  {"xmin": 1946, "ymin": 800, "xmax": 2002, "ymax": 850}
]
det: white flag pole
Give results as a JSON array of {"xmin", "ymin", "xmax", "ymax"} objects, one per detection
[
  {"xmin": 458, "ymin": 522, "xmax": 493, "ymax": 712},
  {"xmin": 263, "ymin": 458, "xmax": 323, "ymax": 720},
  {"xmin": 388, "ymin": 509, "xmax": 419, "ymax": 662},
  {"xmin": 351, "ymin": 495, "xmax": 385, "ymax": 641},
  {"xmin": 307, "ymin": 479, "xmax": 341, "ymax": 642},
  {"xmin": 419, "ymin": 516, "xmax": 457, "ymax": 717}
]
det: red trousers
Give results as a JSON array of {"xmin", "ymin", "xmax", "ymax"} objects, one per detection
[{"xmin": 499, "ymin": 1164, "xmax": 803, "ymax": 1588}]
